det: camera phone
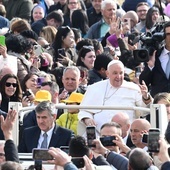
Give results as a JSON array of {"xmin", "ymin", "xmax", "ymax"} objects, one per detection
[
  {"xmin": 148, "ymin": 128, "xmax": 160, "ymax": 152},
  {"xmin": 86, "ymin": 126, "xmax": 96, "ymax": 147}
]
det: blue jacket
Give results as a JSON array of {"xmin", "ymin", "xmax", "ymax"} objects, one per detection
[
  {"xmin": 86, "ymin": 19, "xmax": 103, "ymax": 40},
  {"xmin": 0, "ymin": 16, "xmax": 9, "ymax": 29}
]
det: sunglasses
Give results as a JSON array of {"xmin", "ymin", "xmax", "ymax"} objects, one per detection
[{"xmin": 5, "ymin": 82, "xmax": 17, "ymax": 87}]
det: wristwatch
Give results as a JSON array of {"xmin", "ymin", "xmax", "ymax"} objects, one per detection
[
  {"xmin": 104, "ymin": 149, "xmax": 111, "ymax": 158},
  {"xmin": 142, "ymin": 93, "xmax": 151, "ymax": 101}
]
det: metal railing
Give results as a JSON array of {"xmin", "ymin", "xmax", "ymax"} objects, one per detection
[{"xmin": 9, "ymin": 102, "xmax": 168, "ymax": 146}]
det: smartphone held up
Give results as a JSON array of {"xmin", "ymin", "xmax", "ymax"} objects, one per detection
[
  {"xmin": 32, "ymin": 148, "xmax": 53, "ymax": 161},
  {"xmin": 148, "ymin": 128, "xmax": 160, "ymax": 153},
  {"xmin": 86, "ymin": 126, "xmax": 96, "ymax": 147}
]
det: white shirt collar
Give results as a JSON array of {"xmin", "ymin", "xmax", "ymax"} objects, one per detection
[
  {"xmin": 38, "ymin": 123, "xmax": 55, "ymax": 148},
  {"xmin": 123, "ymin": 135, "xmax": 128, "ymax": 144},
  {"xmin": 161, "ymin": 47, "xmax": 170, "ymax": 56},
  {"xmin": 41, "ymin": 123, "xmax": 55, "ymax": 137}
]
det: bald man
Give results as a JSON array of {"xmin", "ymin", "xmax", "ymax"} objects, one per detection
[
  {"xmin": 78, "ymin": 60, "xmax": 151, "ymax": 135},
  {"xmin": 130, "ymin": 118, "xmax": 151, "ymax": 150},
  {"xmin": 0, "ymin": 66, "xmax": 15, "ymax": 80},
  {"xmin": 112, "ymin": 112, "xmax": 134, "ymax": 148}
]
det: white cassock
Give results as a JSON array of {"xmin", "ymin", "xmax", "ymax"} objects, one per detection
[{"xmin": 78, "ymin": 79, "xmax": 149, "ymax": 135}]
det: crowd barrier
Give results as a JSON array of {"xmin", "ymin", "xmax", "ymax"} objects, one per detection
[
  {"xmin": 7, "ymin": 102, "xmax": 168, "ymax": 169},
  {"xmin": 8, "ymin": 102, "xmax": 168, "ymax": 146}
]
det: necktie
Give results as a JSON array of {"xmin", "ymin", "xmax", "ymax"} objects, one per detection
[{"xmin": 41, "ymin": 133, "xmax": 48, "ymax": 148}]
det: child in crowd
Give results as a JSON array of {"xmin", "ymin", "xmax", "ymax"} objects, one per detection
[{"xmin": 56, "ymin": 92, "xmax": 84, "ymax": 135}]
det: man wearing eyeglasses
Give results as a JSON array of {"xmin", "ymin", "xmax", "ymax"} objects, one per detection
[{"xmin": 136, "ymin": 2, "xmax": 149, "ymax": 32}]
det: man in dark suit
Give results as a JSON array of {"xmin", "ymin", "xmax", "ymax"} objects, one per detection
[
  {"xmin": 18, "ymin": 101, "xmax": 74, "ymax": 153},
  {"xmin": 111, "ymin": 112, "xmax": 134, "ymax": 148},
  {"xmin": 139, "ymin": 21, "xmax": 170, "ymax": 97}
]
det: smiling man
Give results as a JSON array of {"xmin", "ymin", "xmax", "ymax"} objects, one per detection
[
  {"xmin": 86, "ymin": 0, "xmax": 117, "ymax": 40},
  {"xmin": 78, "ymin": 60, "xmax": 151, "ymax": 135},
  {"xmin": 59, "ymin": 66, "xmax": 84, "ymax": 101},
  {"xmin": 18, "ymin": 101, "xmax": 74, "ymax": 153}
]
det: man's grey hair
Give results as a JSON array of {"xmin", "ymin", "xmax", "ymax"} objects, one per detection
[
  {"xmin": 63, "ymin": 66, "xmax": 80, "ymax": 79},
  {"xmin": 101, "ymin": 0, "xmax": 117, "ymax": 10},
  {"xmin": 100, "ymin": 122, "xmax": 122, "ymax": 136},
  {"xmin": 35, "ymin": 101, "xmax": 56, "ymax": 116}
]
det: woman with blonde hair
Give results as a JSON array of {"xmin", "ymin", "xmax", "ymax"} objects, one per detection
[{"xmin": 39, "ymin": 25, "xmax": 57, "ymax": 45}]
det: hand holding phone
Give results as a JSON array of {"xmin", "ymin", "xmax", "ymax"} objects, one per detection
[
  {"xmin": 86, "ymin": 126, "xmax": 96, "ymax": 147},
  {"xmin": 100, "ymin": 136, "xmax": 116, "ymax": 146},
  {"xmin": 123, "ymin": 18, "xmax": 131, "ymax": 30},
  {"xmin": 142, "ymin": 133, "xmax": 148, "ymax": 143},
  {"xmin": 33, "ymin": 149, "xmax": 53, "ymax": 160},
  {"xmin": 71, "ymin": 157, "xmax": 85, "ymax": 168},
  {"xmin": 23, "ymin": 90, "xmax": 32, "ymax": 98},
  {"xmin": 148, "ymin": 128, "xmax": 160, "ymax": 152},
  {"xmin": 58, "ymin": 48, "xmax": 66, "ymax": 57},
  {"xmin": 37, "ymin": 77, "xmax": 44, "ymax": 87},
  {"xmin": 34, "ymin": 45, "xmax": 42, "ymax": 57},
  {"xmin": 104, "ymin": 47, "xmax": 110, "ymax": 54},
  {"xmin": 118, "ymin": 19, "xmax": 122, "ymax": 29}
]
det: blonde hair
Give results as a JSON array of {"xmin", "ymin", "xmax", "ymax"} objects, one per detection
[
  {"xmin": 0, "ymin": 4, "xmax": 6, "ymax": 17},
  {"xmin": 40, "ymin": 26, "xmax": 57, "ymax": 44}
]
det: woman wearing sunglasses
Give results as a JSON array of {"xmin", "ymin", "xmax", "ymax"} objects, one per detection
[{"xmin": 0, "ymin": 74, "xmax": 22, "ymax": 112}]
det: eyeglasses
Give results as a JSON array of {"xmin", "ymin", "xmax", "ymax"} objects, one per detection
[{"xmin": 5, "ymin": 82, "xmax": 17, "ymax": 87}]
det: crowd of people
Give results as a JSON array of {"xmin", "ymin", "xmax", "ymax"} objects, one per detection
[{"xmin": 0, "ymin": 0, "xmax": 170, "ymax": 169}]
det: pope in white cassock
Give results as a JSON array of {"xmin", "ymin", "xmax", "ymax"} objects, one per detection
[{"xmin": 78, "ymin": 60, "xmax": 152, "ymax": 135}]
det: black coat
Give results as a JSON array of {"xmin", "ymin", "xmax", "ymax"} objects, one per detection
[
  {"xmin": 5, "ymin": 140, "xmax": 19, "ymax": 162},
  {"xmin": 139, "ymin": 48, "xmax": 170, "ymax": 97}
]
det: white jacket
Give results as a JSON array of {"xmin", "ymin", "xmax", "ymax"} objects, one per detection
[{"xmin": 78, "ymin": 79, "xmax": 149, "ymax": 135}]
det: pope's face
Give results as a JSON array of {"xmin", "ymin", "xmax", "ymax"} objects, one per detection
[{"xmin": 107, "ymin": 63, "xmax": 124, "ymax": 88}]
